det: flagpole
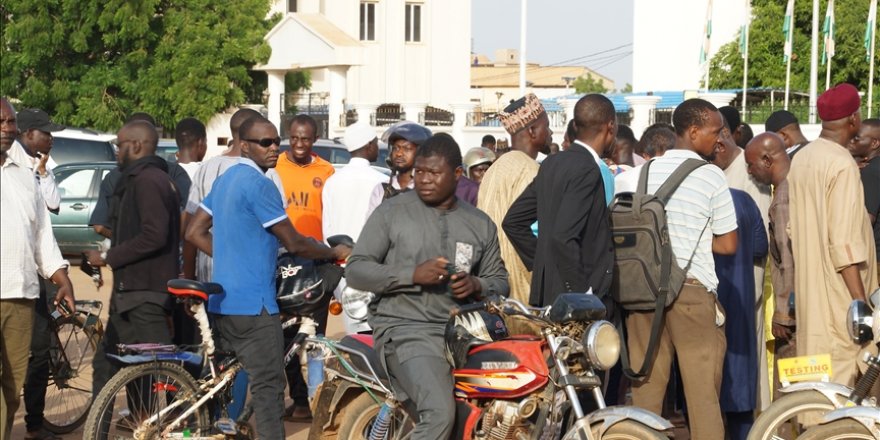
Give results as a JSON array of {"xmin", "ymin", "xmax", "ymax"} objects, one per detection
[
  {"xmin": 869, "ymin": 0, "xmax": 877, "ymax": 118},
  {"xmin": 808, "ymin": 0, "xmax": 819, "ymax": 123},
  {"xmin": 519, "ymin": 0, "xmax": 526, "ymax": 96},
  {"xmin": 784, "ymin": 0, "xmax": 794, "ymax": 110},
  {"xmin": 825, "ymin": 57, "xmax": 831, "ymax": 91},
  {"xmin": 785, "ymin": 56, "xmax": 792, "ymax": 110},
  {"xmin": 742, "ymin": 1, "xmax": 750, "ymax": 116}
]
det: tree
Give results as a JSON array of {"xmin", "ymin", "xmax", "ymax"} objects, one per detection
[
  {"xmin": 1, "ymin": 0, "xmax": 276, "ymax": 132},
  {"xmin": 574, "ymin": 74, "xmax": 610, "ymax": 94},
  {"xmin": 709, "ymin": 0, "xmax": 878, "ymax": 106}
]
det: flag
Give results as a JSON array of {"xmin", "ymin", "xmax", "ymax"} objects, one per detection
[
  {"xmin": 822, "ymin": 0, "xmax": 835, "ymax": 65},
  {"xmin": 700, "ymin": 0, "xmax": 713, "ymax": 65},
  {"xmin": 867, "ymin": 0, "xmax": 877, "ymax": 62},
  {"xmin": 739, "ymin": 0, "xmax": 751, "ymax": 59},
  {"xmin": 783, "ymin": 0, "xmax": 795, "ymax": 64}
]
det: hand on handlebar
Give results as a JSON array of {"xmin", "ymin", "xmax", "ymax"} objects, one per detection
[
  {"xmin": 332, "ymin": 244, "xmax": 352, "ymax": 261},
  {"xmin": 413, "ymin": 257, "xmax": 450, "ymax": 286}
]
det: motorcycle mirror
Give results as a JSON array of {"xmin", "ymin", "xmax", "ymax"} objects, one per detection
[{"xmin": 847, "ymin": 300, "xmax": 874, "ymax": 344}]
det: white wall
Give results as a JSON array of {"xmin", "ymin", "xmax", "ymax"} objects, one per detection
[{"xmin": 633, "ymin": 0, "xmax": 746, "ymax": 93}]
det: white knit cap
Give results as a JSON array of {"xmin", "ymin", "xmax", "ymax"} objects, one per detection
[{"xmin": 343, "ymin": 123, "xmax": 378, "ymax": 152}]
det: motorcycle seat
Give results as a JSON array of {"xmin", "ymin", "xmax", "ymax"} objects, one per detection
[
  {"xmin": 339, "ymin": 334, "xmax": 390, "ymax": 384},
  {"xmin": 167, "ymin": 279, "xmax": 223, "ymax": 301}
]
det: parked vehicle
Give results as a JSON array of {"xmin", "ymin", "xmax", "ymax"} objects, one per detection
[
  {"xmin": 156, "ymin": 139, "xmax": 179, "ymax": 163},
  {"xmin": 50, "ymin": 128, "xmax": 116, "ymax": 165},
  {"xmin": 280, "ymin": 138, "xmax": 389, "ymax": 169},
  {"xmin": 309, "ymin": 293, "xmax": 674, "ymax": 440},
  {"xmin": 747, "ymin": 292, "xmax": 880, "ymax": 440},
  {"xmin": 50, "ymin": 162, "xmax": 116, "ymax": 256}
]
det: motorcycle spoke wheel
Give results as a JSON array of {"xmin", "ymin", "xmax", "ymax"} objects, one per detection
[
  {"xmin": 795, "ymin": 419, "xmax": 877, "ymax": 440},
  {"xmin": 746, "ymin": 390, "xmax": 840, "ymax": 440}
]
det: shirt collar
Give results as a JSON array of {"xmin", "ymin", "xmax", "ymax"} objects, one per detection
[
  {"xmin": 661, "ymin": 149, "xmax": 706, "ymax": 161},
  {"xmin": 0, "ymin": 155, "xmax": 22, "ymax": 169},
  {"xmin": 238, "ymin": 157, "xmax": 266, "ymax": 174},
  {"xmin": 574, "ymin": 140, "xmax": 603, "ymax": 165},
  {"xmin": 348, "ymin": 157, "xmax": 371, "ymax": 167}
]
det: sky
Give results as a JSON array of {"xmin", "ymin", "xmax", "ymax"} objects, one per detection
[{"xmin": 471, "ymin": 0, "xmax": 635, "ymax": 90}]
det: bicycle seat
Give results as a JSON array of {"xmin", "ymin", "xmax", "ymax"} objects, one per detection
[{"xmin": 167, "ymin": 279, "xmax": 223, "ymax": 301}]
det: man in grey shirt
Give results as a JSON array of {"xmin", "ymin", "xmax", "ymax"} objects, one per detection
[{"xmin": 346, "ymin": 133, "xmax": 509, "ymax": 439}]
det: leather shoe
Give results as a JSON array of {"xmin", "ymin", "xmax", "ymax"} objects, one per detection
[
  {"xmin": 284, "ymin": 405, "xmax": 312, "ymax": 422},
  {"xmin": 24, "ymin": 428, "xmax": 61, "ymax": 440}
]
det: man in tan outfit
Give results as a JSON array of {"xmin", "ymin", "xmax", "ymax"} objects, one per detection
[
  {"xmin": 477, "ymin": 93, "xmax": 551, "ymax": 305},
  {"xmin": 788, "ymin": 83, "xmax": 878, "ymax": 389}
]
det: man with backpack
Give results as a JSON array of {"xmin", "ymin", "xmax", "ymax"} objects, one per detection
[{"xmin": 615, "ymin": 98, "xmax": 738, "ymax": 440}]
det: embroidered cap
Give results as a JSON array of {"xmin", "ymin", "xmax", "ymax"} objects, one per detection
[{"xmin": 499, "ymin": 93, "xmax": 546, "ymax": 135}]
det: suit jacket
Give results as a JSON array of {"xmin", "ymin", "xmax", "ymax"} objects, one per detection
[{"xmin": 502, "ymin": 143, "xmax": 614, "ymax": 306}]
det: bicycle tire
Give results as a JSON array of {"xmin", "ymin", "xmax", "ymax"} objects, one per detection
[
  {"xmin": 43, "ymin": 311, "xmax": 103, "ymax": 434},
  {"xmin": 83, "ymin": 361, "xmax": 208, "ymax": 439}
]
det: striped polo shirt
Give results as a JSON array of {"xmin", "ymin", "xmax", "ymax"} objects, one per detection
[{"xmin": 642, "ymin": 150, "xmax": 737, "ymax": 291}]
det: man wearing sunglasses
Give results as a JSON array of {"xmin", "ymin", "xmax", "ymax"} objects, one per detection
[{"xmin": 187, "ymin": 116, "xmax": 350, "ymax": 437}]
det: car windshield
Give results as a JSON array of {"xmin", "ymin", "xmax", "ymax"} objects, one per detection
[{"xmin": 51, "ymin": 138, "xmax": 115, "ymax": 164}]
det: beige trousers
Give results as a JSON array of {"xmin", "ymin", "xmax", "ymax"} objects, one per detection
[{"xmin": 1, "ymin": 299, "xmax": 35, "ymax": 440}]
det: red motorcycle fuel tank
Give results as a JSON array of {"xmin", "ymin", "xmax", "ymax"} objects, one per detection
[{"xmin": 453, "ymin": 337, "xmax": 549, "ymax": 399}]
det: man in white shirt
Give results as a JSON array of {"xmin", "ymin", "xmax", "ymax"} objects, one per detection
[
  {"xmin": 7, "ymin": 108, "xmax": 64, "ymax": 213},
  {"xmin": 323, "ymin": 123, "xmax": 386, "ymax": 334},
  {"xmin": 174, "ymin": 117, "xmax": 207, "ymax": 180},
  {"xmin": 0, "ymin": 97, "xmax": 75, "ymax": 440}
]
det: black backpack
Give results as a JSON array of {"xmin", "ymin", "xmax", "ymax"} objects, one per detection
[{"xmin": 610, "ymin": 158, "xmax": 709, "ymax": 379}]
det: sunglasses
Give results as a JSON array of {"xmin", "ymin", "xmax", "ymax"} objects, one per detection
[{"xmin": 243, "ymin": 137, "xmax": 281, "ymax": 147}]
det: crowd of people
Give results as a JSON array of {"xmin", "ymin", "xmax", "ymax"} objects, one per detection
[{"xmin": 0, "ymin": 81, "xmax": 878, "ymax": 440}]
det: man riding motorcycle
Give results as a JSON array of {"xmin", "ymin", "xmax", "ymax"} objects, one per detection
[{"xmin": 345, "ymin": 133, "xmax": 509, "ymax": 439}]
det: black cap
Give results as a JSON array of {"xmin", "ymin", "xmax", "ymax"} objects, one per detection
[
  {"xmin": 17, "ymin": 109, "xmax": 65, "ymax": 133},
  {"xmin": 765, "ymin": 110, "xmax": 799, "ymax": 133}
]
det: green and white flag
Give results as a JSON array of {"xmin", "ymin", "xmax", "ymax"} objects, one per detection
[
  {"xmin": 822, "ymin": 0, "xmax": 834, "ymax": 65},
  {"xmin": 700, "ymin": 0, "xmax": 713, "ymax": 65},
  {"xmin": 783, "ymin": 0, "xmax": 795, "ymax": 63},
  {"xmin": 867, "ymin": 0, "xmax": 877, "ymax": 62},
  {"xmin": 740, "ymin": 0, "xmax": 751, "ymax": 59}
]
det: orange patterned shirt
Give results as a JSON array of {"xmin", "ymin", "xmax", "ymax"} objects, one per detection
[{"xmin": 273, "ymin": 153, "xmax": 335, "ymax": 241}]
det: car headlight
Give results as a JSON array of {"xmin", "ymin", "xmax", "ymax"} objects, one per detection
[
  {"xmin": 340, "ymin": 287, "xmax": 374, "ymax": 321},
  {"xmin": 582, "ymin": 320, "xmax": 620, "ymax": 370}
]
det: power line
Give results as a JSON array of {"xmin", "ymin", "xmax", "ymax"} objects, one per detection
[{"xmin": 472, "ymin": 43, "xmax": 633, "ymax": 83}]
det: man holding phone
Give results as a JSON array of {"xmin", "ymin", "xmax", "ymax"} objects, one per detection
[
  {"xmin": 346, "ymin": 133, "xmax": 509, "ymax": 439},
  {"xmin": 8, "ymin": 108, "xmax": 64, "ymax": 213}
]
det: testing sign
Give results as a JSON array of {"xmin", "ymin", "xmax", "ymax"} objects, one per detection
[{"xmin": 777, "ymin": 354, "xmax": 833, "ymax": 386}]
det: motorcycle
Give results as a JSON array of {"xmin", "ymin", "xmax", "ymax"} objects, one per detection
[
  {"xmin": 307, "ymin": 292, "xmax": 674, "ymax": 440},
  {"xmin": 794, "ymin": 298, "xmax": 880, "ymax": 440},
  {"xmin": 747, "ymin": 290, "xmax": 880, "ymax": 440}
]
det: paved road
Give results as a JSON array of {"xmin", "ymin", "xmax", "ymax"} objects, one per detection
[{"xmin": 11, "ymin": 268, "xmax": 342, "ymax": 439}]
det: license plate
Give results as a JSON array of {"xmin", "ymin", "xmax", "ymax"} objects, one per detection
[{"xmin": 777, "ymin": 354, "xmax": 833, "ymax": 387}]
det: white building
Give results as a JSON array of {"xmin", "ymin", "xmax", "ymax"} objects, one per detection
[
  {"xmin": 632, "ymin": 0, "xmax": 748, "ymax": 93},
  {"xmin": 256, "ymin": 0, "xmax": 472, "ymax": 137}
]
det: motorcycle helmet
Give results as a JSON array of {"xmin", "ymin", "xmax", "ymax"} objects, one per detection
[
  {"xmin": 275, "ymin": 253, "xmax": 326, "ymax": 315},
  {"xmin": 444, "ymin": 308, "xmax": 509, "ymax": 369},
  {"xmin": 462, "ymin": 147, "xmax": 496, "ymax": 178},
  {"xmin": 381, "ymin": 121, "xmax": 433, "ymax": 147}
]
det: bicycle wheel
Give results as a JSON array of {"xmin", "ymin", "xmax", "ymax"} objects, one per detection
[
  {"xmin": 83, "ymin": 362, "xmax": 209, "ymax": 439},
  {"xmin": 43, "ymin": 311, "xmax": 103, "ymax": 434}
]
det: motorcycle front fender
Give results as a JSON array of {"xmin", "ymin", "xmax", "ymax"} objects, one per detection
[
  {"xmin": 778, "ymin": 381, "xmax": 853, "ymax": 407},
  {"xmin": 585, "ymin": 405, "xmax": 674, "ymax": 435},
  {"xmin": 819, "ymin": 406, "xmax": 880, "ymax": 437}
]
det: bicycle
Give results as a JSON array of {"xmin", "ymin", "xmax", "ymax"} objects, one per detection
[
  {"xmin": 82, "ymin": 264, "xmax": 339, "ymax": 439},
  {"xmin": 25, "ymin": 299, "xmax": 104, "ymax": 434}
]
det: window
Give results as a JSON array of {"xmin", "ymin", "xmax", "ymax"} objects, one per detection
[
  {"xmin": 57, "ymin": 169, "xmax": 95, "ymax": 199},
  {"xmin": 359, "ymin": 2, "xmax": 376, "ymax": 41},
  {"xmin": 287, "ymin": 0, "xmax": 297, "ymax": 13},
  {"xmin": 405, "ymin": 3, "xmax": 421, "ymax": 42}
]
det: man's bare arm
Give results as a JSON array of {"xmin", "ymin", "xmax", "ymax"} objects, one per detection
[
  {"xmin": 270, "ymin": 220, "xmax": 350, "ymax": 261},
  {"xmin": 185, "ymin": 208, "xmax": 214, "ymax": 257},
  {"xmin": 840, "ymin": 264, "xmax": 867, "ymax": 302},
  {"xmin": 712, "ymin": 230, "xmax": 738, "ymax": 255}
]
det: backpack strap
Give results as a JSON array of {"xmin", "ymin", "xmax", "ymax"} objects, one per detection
[
  {"xmin": 635, "ymin": 159, "xmax": 653, "ymax": 195},
  {"xmin": 652, "ymin": 158, "xmax": 707, "ymax": 204}
]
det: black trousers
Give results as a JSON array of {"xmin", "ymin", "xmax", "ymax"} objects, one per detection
[{"xmin": 23, "ymin": 278, "xmax": 53, "ymax": 432}]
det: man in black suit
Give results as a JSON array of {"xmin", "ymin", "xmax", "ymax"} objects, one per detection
[{"xmin": 503, "ymin": 94, "xmax": 616, "ymax": 306}]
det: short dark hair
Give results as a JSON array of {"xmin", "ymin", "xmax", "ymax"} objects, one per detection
[
  {"xmin": 565, "ymin": 119, "xmax": 577, "ymax": 141},
  {"xmin": 230, "ymin": 108, "xmax": 262, "ymax": 136},
  {"xmin": 574, "ymin": 94, "xmax": 616, "ymax": 136},
  {"xmin": 739, "ymin": 123, "xmax": 754, "ymax": 147},
  {"xmin": 638, "ymin": 123, "xmax": 676, "ymax": 158},
  {"xmin": 672, "ymin": 98, "xmax": 718, "ymax": 136},
  {"xmin": 238, "ymin": 115, "xmax": 273, "ymax": 140},
  {"xmin": 481, "ymin": 134, "xmax": 496, "ymax": 145},
  {"xmin": 416, "ymin": 133, "xmax": 463, "ymax": 171},
  {"xmin": 289, "ymin": 114, "xmax": 318, "ymax": 139},
  {"xmin": 616, "ymin": 124, "xmax": 637, "ymax": 143},
  {"xmin": 718, "ymin": 106, "xmax": 741, "ymax": 132},
  {"xmin": 863, "ymin": 118, "xmax": 880, "ymax": 129},
  {"xmin": 175, "ymin": 117, "xmax": 206, "ymax": 150},
  {"xmin": 127, "ymin": 112, "xmax": 156, "ymax": 126}
]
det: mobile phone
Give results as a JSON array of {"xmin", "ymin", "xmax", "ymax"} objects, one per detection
[{"xmin": 56, "ymin": 299, "xmax": 73, "ymax": 316}]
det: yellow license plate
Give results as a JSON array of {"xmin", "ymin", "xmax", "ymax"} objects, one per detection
[{"xmin": 777, "ymin": 354, "xmax": 833, "ymax": 386}]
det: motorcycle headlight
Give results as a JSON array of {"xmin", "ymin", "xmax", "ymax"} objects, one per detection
[
  {"xmin": 847, "ymin": 300, "xmax": 874, "ymax": 344},
  {"xmin": 582, "ymin": 321, "xmax": 620, "ymax": 370},
  {"xmin": 340, "ymin": 287, "xmax": 374, "ymax": 321}
]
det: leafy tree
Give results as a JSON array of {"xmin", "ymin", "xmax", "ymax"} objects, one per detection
[
  {"xmin": 709, "ymin": 0, "xmax": 878, "ymax": 107},
  {"xmin": 574, "ymin": 73, "xmax": 610, "ymax": 94},
  {"xmin": 1, "ymin": 0, "xmax": 276, "ymax": 132},
  {"xmin": 619, "ymin": 83, "xmax": 633, "ymax": 93}
]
